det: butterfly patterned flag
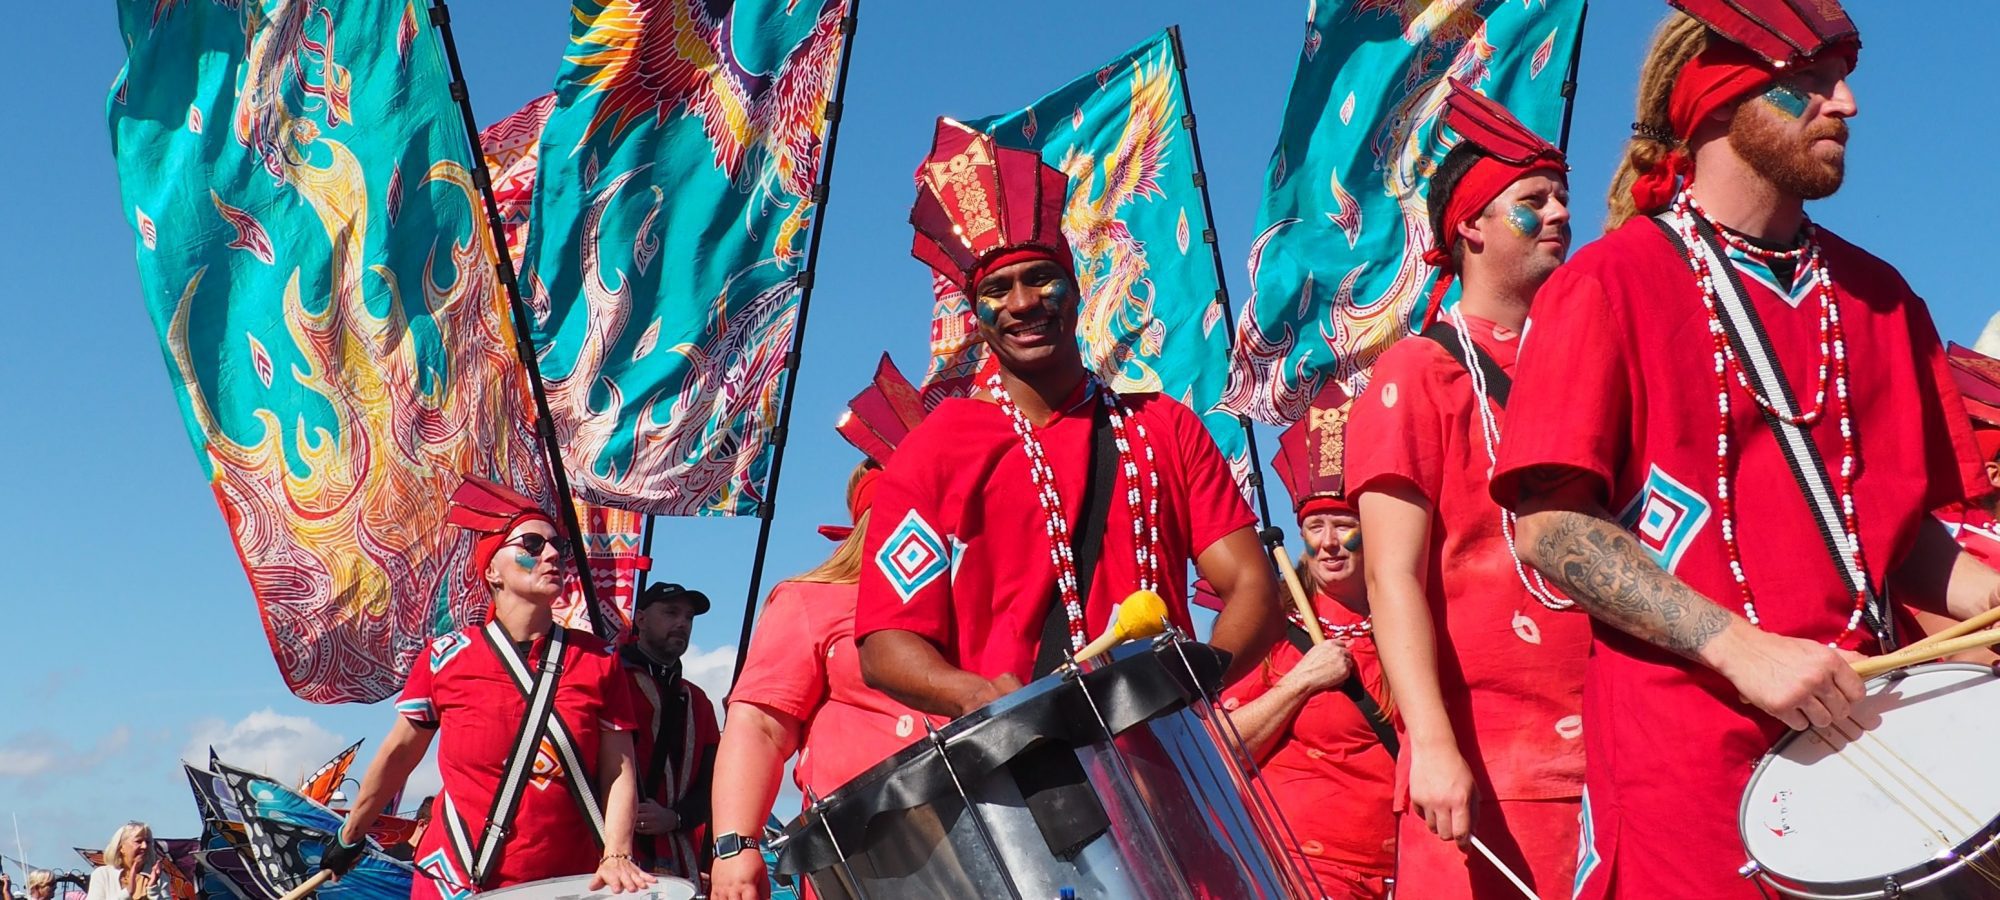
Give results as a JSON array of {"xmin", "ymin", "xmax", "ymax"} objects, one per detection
[
  {"xmin": 523, "ymin": 0, "xmax": 855, "ymax": 516},
  {"xmin": 921, "ymin": 29, "xmax": 1250, "ymax": 485},
  {"xmin": 215, "ymin": 763, "xmax": 413, "ymax": 900},
  {"xmin": 108, "ymin": 0, "xmax": 555, "ymax": 703},
  {"xmin": 1222, "ymin": 0, "xmax": 1586, "ymax": 424},
  {"xmin": 297, "ymin": 740, "xmax": 362, "ymax": 806}
]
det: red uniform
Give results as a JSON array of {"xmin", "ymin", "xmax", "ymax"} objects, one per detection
[
  {"xmin": 855, "ymin": 386, "xmax": 1255, "ymax": 680},
  {"xmin": 620, "ymin": 647, "xmax": 720, "ymax": 880},
  {"xmin": 1220, "ymin": 597, "xmax": 1396, "ymax": 898},
  {"xmin": 730, "ymin": 580, "xmax": 946, "ymax": 800},
  {"xmin": 1490, "ymin": 219, "xmax": 1983, "ymax": 899},
  {"xmin": 1344, "ymin": 313, "xmax": 1590, "ymax": 898},
  {"xmin": 398, "ymin": 626, "xmax": 639, "ymax": 900}
]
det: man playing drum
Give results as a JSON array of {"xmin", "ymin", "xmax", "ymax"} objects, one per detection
[
  {"xmin": 1345, "ymin": 81, "xmax": 1588, "ymax": 898},
  {"xmin": 855, "ymin": 117, "xmax": 1282, "ymax": 717},
  {"xmin": 1493, "ymin": 2, "xmax": 1999, "ymax": 896}
]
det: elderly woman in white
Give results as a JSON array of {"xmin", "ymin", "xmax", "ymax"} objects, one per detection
[{"xmin": 84, "ymin": 823, "xmax": 163, "ymax": 900}]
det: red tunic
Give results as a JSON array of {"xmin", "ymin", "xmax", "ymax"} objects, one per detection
[
  {"xmin": 855, "ymin": 387, "xmax": 1256, "ymax": 681},
  {"xmin": 1219, "ymin": 596, "xmax": 1396, "ymax": 896},
  {"xmin": 1490, "ymin": 219, "xmax": 1984, "ymax": 899},
  {"xmin": 397, "ymin": 626, "xmax": 639, "ymax": 900},
  {"xmin": 730, "ymin": 580, "xmax": 946, "ymax": 801},
  {"xmin": 621, "ymin": 650, "xmax": 720, "ymax": 880}
]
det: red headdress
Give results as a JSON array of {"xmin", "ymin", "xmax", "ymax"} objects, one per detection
[
  {"xmin": 447, "ymin": 475, "xmax": 559, "ymax": 581},
  {"xmin": 822, "ymin": 354, "xmax": 928, "ymax": 541},
  {"xmin": 909, "ymin": 118, "xmax": 1075, "ymax": 294},
  {"xmin": 1273, "ymin": 384, "xmax": 1355, "ymax": 522},
  {"xmin": 1948, "ymin": 344, "xmax": 2000, "ymax": 462},
  {"xmin": 1421, "ymin": 78, "xmax": 1569, "ymax": 326},
  {"xmin": 1630, "ymin": 0, "xmax": 1862, "ymax": 214}
]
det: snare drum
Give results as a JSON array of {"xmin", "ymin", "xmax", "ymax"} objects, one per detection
[
  {"xmin": 471, "ymin": 874, "xmax": 697, "ymax": 900},
  {"xmin": 773, "ymin": 635, "xmax": 1318, "ymax": 899},
  {"xmin": 1740, "ymin": 663, "xmax": 2000, "ymax": 898}
]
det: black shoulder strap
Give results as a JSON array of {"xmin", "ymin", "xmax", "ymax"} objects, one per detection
[
  {"xmin": 1422, "ymin": 320, "xmax": 1512, "ymax": 408},
  {"xmin": 1282, "ymin": 625, "xmax": 1400, "ymax": 758},
  {"xmin": 1034, "ymin": 400, "xmax": 1118, "ymax": 679}
]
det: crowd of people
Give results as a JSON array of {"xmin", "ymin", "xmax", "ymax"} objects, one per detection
[{"xmin": 21, "ymin": 3, "xmax": 1959, "ymax": 900}]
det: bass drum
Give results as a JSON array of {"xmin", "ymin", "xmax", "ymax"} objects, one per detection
[
  {"xmin": 1740, "ymin": 663, "xmax": 2000, "ymax": 898},
  {"xmin": 773, "ymin": 636, "xmax": 1320, "ymax": 900},
  {"xmin": 472, "ymin": 875, "xmax": 697, "ymax": 900}
]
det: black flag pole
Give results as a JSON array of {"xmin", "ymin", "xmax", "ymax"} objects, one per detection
[
  {"xmin": 730, "ymin": 0, "xmax": 864, "ymax": 682},
  {"xmin": 425, "ymin": 0, "xmax": 612, "ymax": 638},
  {"xmin": 1557, "ymin": 2, "xmax": 1591, "ymax": 154},
  {"xmin": 1167, "ymin": 26, "xmax": 1283, "ymax": 542}
]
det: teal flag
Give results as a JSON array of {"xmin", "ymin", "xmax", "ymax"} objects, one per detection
[
  {"xmin": 922, "ymin": 29, "xmax": 1249, "ymax": 486},
  {"xmin": 524, "ymin": 0, "xmax": 852, "ymax": 516},
  {"xmin": 108, "ymin": 0, "xmax": 553, "ymax": 703},
  {"xmin": 1223, "ymin": 0, "xmax": 1585, "ymax": 424}
]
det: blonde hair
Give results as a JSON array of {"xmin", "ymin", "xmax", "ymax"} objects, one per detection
[
  {"xmin": 27, "ymin": 871, "xmax": 53, "ymax": 894},
  {"xmin": 1604, "ymin": 13, "xmax": 1712, "ymax": 231},
  {"xmin": 103, "ymin": 822, "xmax": 150, "ymax": 872},
  {"xmin": 786, "ymin": 462, "xmax": 876, "ymax": 587}
]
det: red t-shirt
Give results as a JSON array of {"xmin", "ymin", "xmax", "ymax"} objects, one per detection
[
  {"xmin": 1940, "ymin": 503, "xmax": 2000, "ymax": 568},
  {"xmin": 1220, "ymin": 597, "xmax": 1397, "ymax": 880},
  {"xmin": 856, "ymin": 387, "xmax": 1256, "ymax": 681},
  {"xmin": 398, "ymin": 625, "xmax": 639, "ymax": 898},
  {"xmin": 729, "ymin": 580, "xmax": 946, "ymax": 799},
  {"xmin": 1490, "ymin": 218, "xmax": 1984, "ymax": 899},
  {"xmin": 1344, "ymin": 314, "xmax": 1590, "ymax": 803}
]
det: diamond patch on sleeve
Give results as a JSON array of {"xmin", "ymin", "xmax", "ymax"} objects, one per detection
[
  {"xmin": 1616, "ymin": 465, "xmax": 1712, "ymax": 573},
  {"xmin": 877, "ymin": 510, "xmax": 950, "ymax": 604}
]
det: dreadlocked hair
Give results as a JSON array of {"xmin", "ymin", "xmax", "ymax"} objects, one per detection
[
  {"xmin": 1605, "ymin": 12, "xmax": 1712, "ymax": 231},
  {"xmin": 1425, "ymin": 142, "xmax": 1487, "ymax": 271}
]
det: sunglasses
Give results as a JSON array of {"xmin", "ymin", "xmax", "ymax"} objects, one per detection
[{"xmin": 503, "ymin": 533, "xmax": 572, "ymax": 557}]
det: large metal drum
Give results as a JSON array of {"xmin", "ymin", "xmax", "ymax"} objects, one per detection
[
  {"xmin": 473, "ymin": 875, "xmax": 698, "ymax": 900},
  {"xmin": 773, "ymin": 636, "xmax": 1319, "ymax": 899}
]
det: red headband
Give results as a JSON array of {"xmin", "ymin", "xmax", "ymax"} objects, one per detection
[
  {"xmin": 1298, "ymin": 495, "xmax": 1354, "ymax": 522},
  {"xmin": 969, "ymin": 246, "xmax": 1074, "ymax": 298},
  {"xmin": 818, "ymin": 468, "xmax": 884, "ymax": 542}
]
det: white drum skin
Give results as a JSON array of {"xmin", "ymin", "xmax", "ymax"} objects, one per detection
[{"xmin": 470, "ymin": 875, "xmax": 698, "ymax": 900}]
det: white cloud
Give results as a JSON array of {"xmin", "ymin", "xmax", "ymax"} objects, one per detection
[
  {"xmin": 681, "ymin": 643, "xmax": 736, "ymax": 721},
  {"xmin": 0, "ymin": 727, "xmax": 132, "ymax": 778},
  {"xmin": 183, "ymin": 709, "xmax": 348, "ymax": 784}
]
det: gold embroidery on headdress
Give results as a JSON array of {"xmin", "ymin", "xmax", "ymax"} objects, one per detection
[
  {"xmin": 1309, "ymin": 405, "xmax": 1347, "ymax": 480},
  {"xmin": 925, "ymin": 141, "xmax": 999, "ymax": 248}
]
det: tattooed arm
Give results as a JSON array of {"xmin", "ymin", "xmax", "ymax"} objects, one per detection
[{"xmin": 1511, "ymin": 467, "xmax": 1864, "ymax": 731}]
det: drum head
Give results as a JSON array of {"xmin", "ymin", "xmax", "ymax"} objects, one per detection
[
  {"xmin": 471, "ymin": 874, "xmax": 697, "ymax": 900},
  {"xmin": 1742, "ymin": 663, "xmax": 2000, "ymax": 886}
]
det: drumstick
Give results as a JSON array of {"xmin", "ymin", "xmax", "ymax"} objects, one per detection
[
  {"xmin": 1901, "ymin": 605, "xmax": 2000, "ymax": 651},
  {"xmin": 1268, "ymin": 545, "xmax": 1325, "ymax": 645},
  {"xmin": 1467, "ymin": 835, "xmax": 1539, "ymax": 900},
  {"xmin": 277, "ymin": 871, "xmax": 332, "ymax": 900},
  {"xmin": 1853, "ymin": 629, "xmax": 2000, "ymax": 678}
]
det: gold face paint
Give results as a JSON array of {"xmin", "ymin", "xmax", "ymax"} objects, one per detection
[
  {"xmin": 1761, "ymin": 82, "xmax": 1810, "ymax": 120},
  {"xmin": 1504, "ymin": 204, "xmax": 1542, "ymax": 238}
]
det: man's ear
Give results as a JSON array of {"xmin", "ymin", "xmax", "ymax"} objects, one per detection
[
  {"xmin": 1456, "ymin": 216, "xmax": 1487, "ymax": 256},
  {"xmin": 1983, "ymin": 459, "xmax": 2000, "ymax": 492}
]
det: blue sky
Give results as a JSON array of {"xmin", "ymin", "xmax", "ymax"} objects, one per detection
[{"xmin": 2, "ymin": 0, "xmax": 1993, "ymax": 877}]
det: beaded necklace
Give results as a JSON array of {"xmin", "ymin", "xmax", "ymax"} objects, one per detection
[
  {"xmin": 1294, "ymin": 609, "xmax": 1373, "ymax": 641},
  {"xmin": 1448, "ymin": 309, "xmax": 1575, "ymax": 611},
  {"xmin": 1669, "ymin": 191, "xmax": 1872, "ymax": 645},
  {"xmin": 988, "ymin": 371, "xmax": 1162, "ymax": 653}
]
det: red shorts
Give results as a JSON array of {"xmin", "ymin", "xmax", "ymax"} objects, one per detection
[
  {"xmin": 1393, "ymin": 798, "xmax": 1580, "ymax": 899},
  {"xmin": 1298, "ymin": 855, "xmax": 1391, "ymax": 900}
]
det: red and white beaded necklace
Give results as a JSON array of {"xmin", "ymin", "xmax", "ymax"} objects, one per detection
[
  {"xmin": 1669, "ymin": 190, "xmax": 1873, "ymax": 645},
  {"xmin": 987, "ymin": 371, "xmax": 1162, "ymax": 653},
  {"xmin": 1294, "ymin": 609, "xmax": 1373, "ymax": 642}
]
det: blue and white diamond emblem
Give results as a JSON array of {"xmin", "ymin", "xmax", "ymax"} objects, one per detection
[
  {"xmin": 1617, "ymin": 465, "xmax": 1712, "ymax": 573},
  {"xmin": 877, "ymin": 510, "xmax": 949, "ymax": 604}
]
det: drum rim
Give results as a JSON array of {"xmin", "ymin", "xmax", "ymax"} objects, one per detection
[
  {"xmin": 469, "ymin": 874, "xmax": 699, "ymax": 895},
  {"xmin": 1738, "ymin": 662, "xmax": 2000, "ymax": 894}
]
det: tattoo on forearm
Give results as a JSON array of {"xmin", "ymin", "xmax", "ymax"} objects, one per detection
[{"xmin": 1529, "ymin": 511, "xmax": 1731, "ymax": 655}]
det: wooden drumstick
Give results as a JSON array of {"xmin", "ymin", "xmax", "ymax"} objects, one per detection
[
  {"xmin": 1853, "ymin": 629, "xmax": 2000, "ymax": 678},
  {"xmin": 1901, "ymin": 605, "xmax": 2000, "ymax": 651},
  {"xmin": 277, "ymin": 871, "xmax": 332, "ymax": 900},
  {"xmin": 1268, "ymin": 544, "xmax": 1325, "ymax": 645}
]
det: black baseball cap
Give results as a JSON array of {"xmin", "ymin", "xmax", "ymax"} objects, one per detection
[{"xmin": 638, "ymin": 582, "xmax": 710, "ymax": 615}]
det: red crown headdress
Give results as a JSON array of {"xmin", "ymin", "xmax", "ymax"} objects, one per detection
[
  {"xmin": 447, "ymin": 474, "xmax": 558, "ymax": 579},
  {"xmin": 1273, "ymin": 384, "xmax": 1355, "ymax": 521},
  {"xmin": 824, "ymin": 354, "xmax": 929, "ymax": 540},
  {"xmin": 1948, "ymin": 344, "xmax": 2000, "ymax": 429},
  {"xmin": 1669, "ymin": 0, "xmax": 1859, "ymax": 68},
  {"xmin": 1442, "ymin": 77, "xmax": 1565, "ymax": 168},
  {"xmin": 909, "ymin": 118, "xmax": 1073, "ymax": 293}
]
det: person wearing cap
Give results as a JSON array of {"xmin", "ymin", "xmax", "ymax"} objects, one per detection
[
  {"xmin": 854, "ymin": 118, "xmax": 1281, "ymax": 717},
  {"xmin": 1344, "ymin": 80, "xmax": 1587, "ymax": 898},
  {"xmin": 325, "ymin": 476, "xmax": 652, "ymax": 898},
  {"xmin": 1219, "ymin": 385, "xmax": 1396, "ymax": 899},
  {"xmin": 1493, "ymin": 2, "xmax": 1997, "ymax": 895},
  {"xmin": 621, "ymin": 581, "xmax": 720, "ymax": 881},
  {"xmin": 710, "ymin": 356, "xmax": 945, "ymax": 900}
]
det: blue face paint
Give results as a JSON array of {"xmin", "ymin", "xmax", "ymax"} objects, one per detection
[
  {"xmin": 974, "ymin": 297, "xmax": 1002, "ymax": 327},
  {"xmin": 513, "ymin": 552, "xmax": 539, "ymax": 571},
  {"xmin": 1504, "ymin": 204, "xmax": 1542, "ymax": 238},
  {"xmin": 1761, "ymin": 82, "xmax": 1810, "ymax": 120}
]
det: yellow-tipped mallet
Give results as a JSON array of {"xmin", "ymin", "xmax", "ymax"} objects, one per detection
[{"xmin": 1072, "ymin": 590, "xmax": 1170, "ymax": 664}]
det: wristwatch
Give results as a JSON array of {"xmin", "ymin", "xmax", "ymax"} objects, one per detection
[{"xmin": 713, "ymin": 832, "xmax": 763, "ymax": 860}]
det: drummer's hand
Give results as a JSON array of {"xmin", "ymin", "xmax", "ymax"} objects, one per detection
[
  {"xmin": 589, "ymin": 855, "xmax": 653, "ymax": 894},
  {"xmin": 1280, "ymin": 639, "xmax": 1352, "ymax": 694},
  {"xmin": 1710, "ymin": 620, "xmax": 1866, "ymax": 731},
  {"xmin": 952, "ymin": 673, "xmax": 1025, "ymax": 716},
  {"xmin": 633, "ymin": 800, "xmax": 679, "ymax": 836},
  {"xmin": 1408, "ymin": 739, "xmax": 1479, "ymax": 844},
  {"xmin": 709, "ymin": 851, "xmax": 770, "ymax": 900}
]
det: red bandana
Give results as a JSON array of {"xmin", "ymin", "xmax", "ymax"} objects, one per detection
[{"xmin": 446, "ymin": 475, "xmax": 558, "ymax": 580}]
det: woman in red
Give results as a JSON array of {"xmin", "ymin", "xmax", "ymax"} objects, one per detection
[
  {"xmin": 709, "ymin": 359, "xmax": 943, "ymax": 900},
  {"xmin": 326, "ymin": 476, "xmax": 652, "ymax": 899},
  {"xmin": 1222, "ymin": 386, "xmax": 1397, "ymax": 899}
]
